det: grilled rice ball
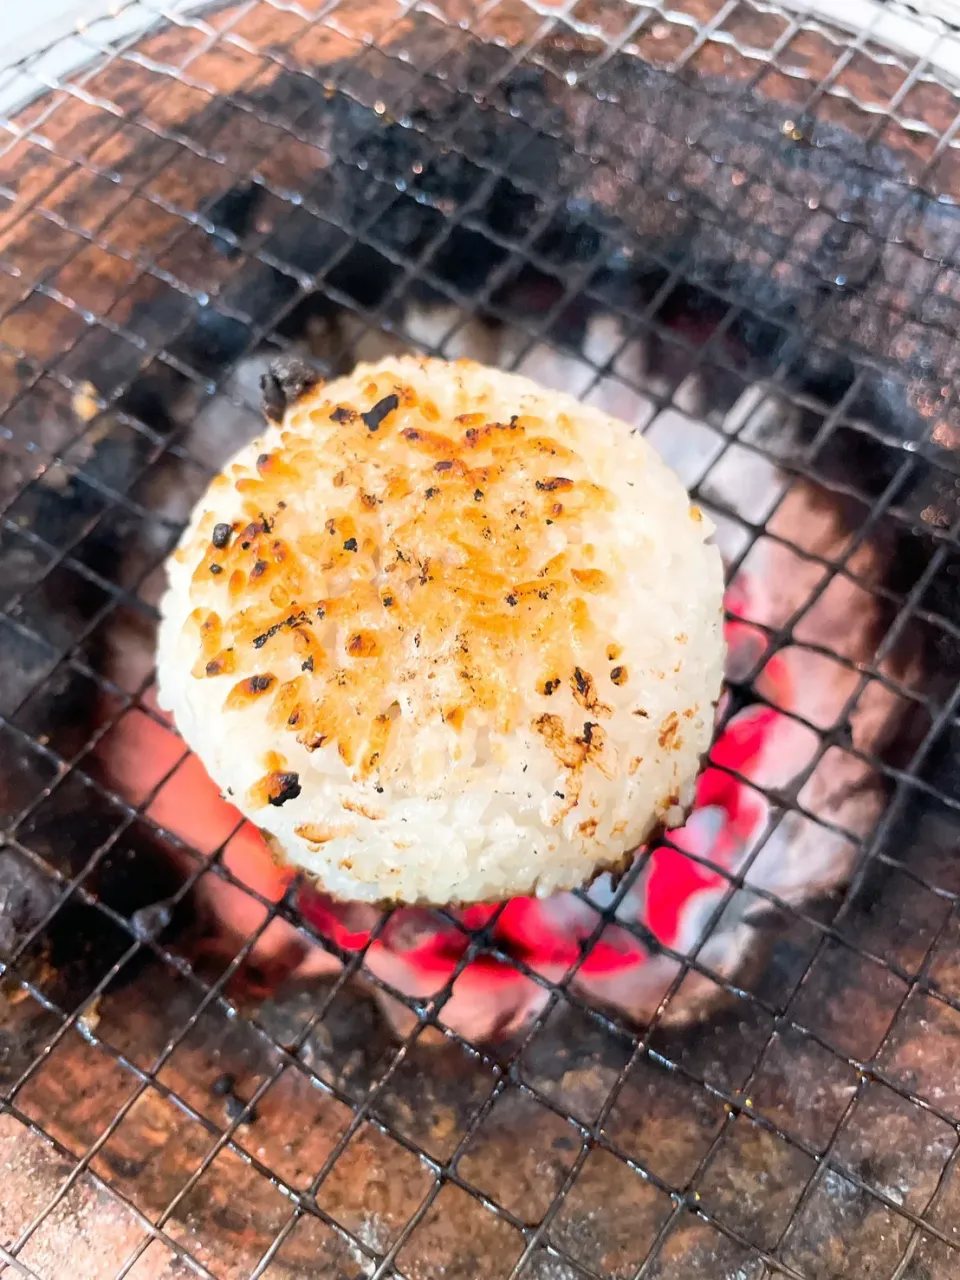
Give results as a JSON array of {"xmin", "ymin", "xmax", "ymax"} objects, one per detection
[{"xmin": 156, "ymin": 356, "xmax": 724, "ymax": 905}]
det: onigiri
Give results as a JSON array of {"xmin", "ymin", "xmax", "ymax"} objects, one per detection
[{"xmin": 156, "ymin": 355, "xmax": 725, "ymax": 905}]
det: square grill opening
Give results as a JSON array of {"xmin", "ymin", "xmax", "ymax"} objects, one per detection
[{"xmin": 2, "ymin": 2, "xmax": 960, "ymax": 1278}]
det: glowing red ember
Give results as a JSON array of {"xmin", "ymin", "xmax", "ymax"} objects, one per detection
[
  {"xmin": 101, "ymin": 562, "xmax": 874, "ymax": 1040},
  {"xmin": 105, "ymin": 441, "xmax": 919, "ymax": 1041}
]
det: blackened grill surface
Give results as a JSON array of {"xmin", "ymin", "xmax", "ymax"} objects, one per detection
[{"xmin": 2, "ymin": 2, "xmax": 960, "ymax": 1278}]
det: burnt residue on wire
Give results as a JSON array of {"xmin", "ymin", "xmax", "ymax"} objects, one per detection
[
  {"xmin": 260, "ymin": 356, "xmax": 322, "ymax": 423},
  {"xmin": 211, "ymin": 1073, "xmax": 259, "ymax": 1125}
]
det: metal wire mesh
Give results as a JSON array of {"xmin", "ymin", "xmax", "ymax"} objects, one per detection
[{"xmin": 3, "ymin": 1, "xmax": 960, "ymax": 1277}]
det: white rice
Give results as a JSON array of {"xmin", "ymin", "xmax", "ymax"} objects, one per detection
[{"xmin": 156, "ymin": 356, "xmax": 724, "ymax": 904}]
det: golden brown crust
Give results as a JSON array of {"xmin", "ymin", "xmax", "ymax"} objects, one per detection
[{"xmin": 180, "ymin": 361, "xmax": 623, "ymax": 783}]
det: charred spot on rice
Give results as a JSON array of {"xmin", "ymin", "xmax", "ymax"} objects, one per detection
[
  {"xmin": 268, "ymin": 772, "xmax": 301, "ymax": 806},
  {"xmin": 361, "ymin": 393, "xmax": 399, "ymax": 432}
]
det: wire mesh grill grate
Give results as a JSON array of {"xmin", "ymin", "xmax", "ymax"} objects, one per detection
[{"xmin": 2, "ymin": 1, "xmax": 960, "ymax": 1278}]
